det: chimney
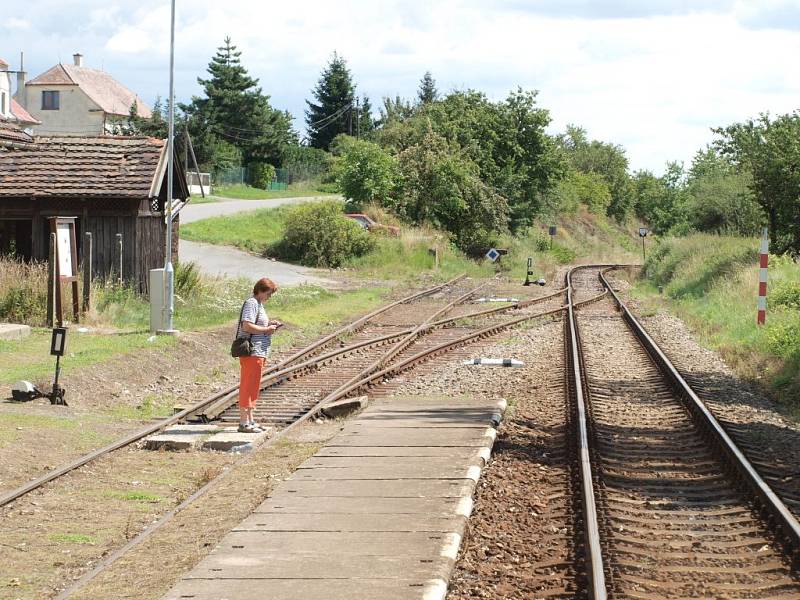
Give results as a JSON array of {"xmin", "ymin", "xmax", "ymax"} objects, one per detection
[
  {"xmin": 73, "ymin": 53, "xmax": 83, "ymax": 67},
  {"xmin": 15, "ymin": 51, "xmax": 26, "ymax": 108}
]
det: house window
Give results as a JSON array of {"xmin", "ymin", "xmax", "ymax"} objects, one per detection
[
  {"xmin": 42, "ymin": 90, "xmax": 60, "ymax": 110},
  {"xmin": 0, "ymin": 92, "xmax": 6, "ymax": 116}
]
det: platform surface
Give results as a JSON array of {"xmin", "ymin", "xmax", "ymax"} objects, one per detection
[{"xmin": 161, "ymin": 395, "xmax": 504, "ymax": 600}]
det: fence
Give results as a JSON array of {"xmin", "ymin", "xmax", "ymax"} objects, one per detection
[{"xmin": 214, "ymin": 166, "xmax": 249, "ymax": 187}]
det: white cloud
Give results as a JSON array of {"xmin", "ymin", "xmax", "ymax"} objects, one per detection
[{"xmin": 3, "ymin": 0, "xmax": 800, "ymax": 173}]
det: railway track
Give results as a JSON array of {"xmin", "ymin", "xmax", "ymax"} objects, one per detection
[
  {"xmin": 567, "ymin": 265, "xmax": 800, "ymax": 599},
  {"xmin": 18, "ymin": 277, "xmax": 572, "ymax": 599}
]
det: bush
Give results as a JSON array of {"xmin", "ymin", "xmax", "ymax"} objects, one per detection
[
  {"xmin": 250, "ymin": 162, "xmax": 276, "ymax": 189},
  {"xmin": 336, "ymin": 138, "xmax": 402, "ymax": 209},
  {"xmin": 278, "ymin": 201, "xmax": 376, "ymax": 267},
  {"xmin": 0, "ymin": 284, "xmax": 47, "ymax": 325},
  {"xmin": 175, "ymin": 261, "xmax": 203, "ymax": 296},
  {"xmin": 0, "ymin": 258, "xmax": 48, "ymax": 326}
]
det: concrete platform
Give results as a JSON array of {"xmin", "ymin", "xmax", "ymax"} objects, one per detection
[
  {"xmin": 144, "ymin": 424, "xmax": 270, "ymax": 452},
  {"xmin": 0, "ymin": 323, "xmax": 30, "ymax": 341},
  {"xmin": 162, "ymin": 395, "xmax": 506, "ymax": 600}
]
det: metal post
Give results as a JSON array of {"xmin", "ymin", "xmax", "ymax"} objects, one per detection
[
  {"xmin": 160, "ymin": 0, "xmax": 178, "ymax": 335},
  {"xmin": 641, "ymin": 236, "xmax": 646, "ymax": 263},
  {"xmin": 47, "ymin": 232, "xmax": 56, "ymax": 327},
  {"xmin": 82, "ymin": 232, "xmax": 92, "ymax": 313},
  {"xmin": 116, "ymin": 233, "xmax": 123, "ymax": 284}
]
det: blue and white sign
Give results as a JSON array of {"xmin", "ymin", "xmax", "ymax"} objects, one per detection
[{"xmin": 485, "ymin": 248, "xmax": 500, "ymax": 262}]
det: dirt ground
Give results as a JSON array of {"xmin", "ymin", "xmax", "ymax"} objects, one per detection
[{"xmin": 0, "ymin": 325, "xmax": 242, "ymax": 493}]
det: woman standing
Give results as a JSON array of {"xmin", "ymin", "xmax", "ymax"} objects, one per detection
[{"xmin": 237, "ymin": 277, "xmax": 281, "ymax": 433}]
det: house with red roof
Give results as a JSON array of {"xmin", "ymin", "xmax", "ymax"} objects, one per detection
[
  {"xmin": 0, "ymin": 57, "xmax": 40, "ymax": 130},
  {"xmin": 13, "ymin": 53, "xmax": 150, "ymax": 136}
]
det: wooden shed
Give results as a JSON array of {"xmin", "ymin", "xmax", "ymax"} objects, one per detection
[{"xmin": 0, "ymin": 130, "xmax": 188, "ymax": 292}]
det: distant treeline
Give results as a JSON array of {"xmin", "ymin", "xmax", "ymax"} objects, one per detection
[{"xmin": 120, "ymin": 38, "xmax": 800, "ymax": 256}]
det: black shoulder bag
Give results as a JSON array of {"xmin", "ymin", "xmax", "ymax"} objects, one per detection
[{"xmin": 230, "ymin": 300, "xmax": 253, "ymax": 357}]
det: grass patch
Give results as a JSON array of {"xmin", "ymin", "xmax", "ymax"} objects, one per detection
[
  {"xmin": 0, "ymin": 330, "xmax": 176, "ymax": 385},
  {"xmin": 0, "ymin": 412, "xmax": 115, "ymax": 448},
  {"xmin": 106, "ymin": 393, "xmax": 177, "ymax": 420},
  {"xmin": 633, "ymin": 234, "xmax": 800, "ymax": 407},
  {"xmin": 49, "ymin": 533, "xmax": 98, "ymax": 544},
  {"xmin": 103, "ymin": 490, "xmax": 164, "ymax": 503},
  {"xmin": 212, "ymin": 183, "xmax": 338, "ymax": 200},
  {"xmin": 181, "ymin": 206, "xmax": 291, "ymax": 254}
]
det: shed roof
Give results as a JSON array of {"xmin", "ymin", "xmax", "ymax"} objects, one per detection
[
  {"xmin": 0, "ymin": 136, "xmax": 172, "ymax": 198},
  {"xmin": 27, "ymin": 63, "xmax": 152, "ymax": 118}
]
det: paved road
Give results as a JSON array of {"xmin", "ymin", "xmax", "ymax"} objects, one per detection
[
  {"xmin": 180, "ymin": 239, "xmax": 335, "ymax": 287},
  {"xmin": 178, "ymin": 195, "xmax": 339, "ymax": 287},
  {"xmin": 179, "ymin": 195, "xmax": 338, "ymax": 224}
]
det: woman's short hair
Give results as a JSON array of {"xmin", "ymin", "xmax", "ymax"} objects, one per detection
[{"xmin": 253, "ymin": 277, "xmax": 278, "ymax": 295}]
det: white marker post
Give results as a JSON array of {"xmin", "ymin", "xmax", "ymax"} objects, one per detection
[{"xmin": 757, "ymin": 227, "xmax": 768, "ymax": 326}]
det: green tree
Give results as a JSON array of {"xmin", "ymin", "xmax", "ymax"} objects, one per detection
[
  {"xmin": 559, "ymin": 125, "xmax": 633, "ymax": 221},
  {"xmin": 336, "ymin": 137, "xmax": 402, "ymax": 209},
  {"xmin": 417, "ymin": 71, "xmax": 439, "ymax": 104},
  {"xmin": 632, "ymin": 163, "xmax": 690, "ymax": 234},
  {"xmin": 118, "ymin": 96, "xmax": 171, "ymax": 138},
  {"xmin": 356, "ymin": 94, "xmax": 375, "ymax": 137},
  {"xmin": 305, "ymin": 53, "xmax": 356, "ymax": 150},
  {"xmin": 181, "ymin": 37, "xmax": 294, "ymax": 171},
  {"xmin": 713, "ymin": 112, "xmax": 800, "ymax": 254},
  {"xmin": 685, "ymin": 148, "xmax": 763, "ymax": 235},
  {"xmin": 396, "ymin": 127, "xmax": 509, "ymax": 254}
]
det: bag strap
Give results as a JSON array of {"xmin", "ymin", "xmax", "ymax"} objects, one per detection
[{"xmin": 235, "ymin": 299, "xmax": 254, "ymax": 340}]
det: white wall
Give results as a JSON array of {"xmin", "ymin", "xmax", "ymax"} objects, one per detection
[
  {"xmin": 0, "ymin": 70, "xmax": 11, "ymax": 120},
  {"xmin": 22, "ymin": 85, "xmax": 105, "ymax": 136}
]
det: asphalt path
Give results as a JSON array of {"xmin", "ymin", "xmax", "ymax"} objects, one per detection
[{"xmin": 178, "ymin": 195, "xmax": 339, "ymax": 287}]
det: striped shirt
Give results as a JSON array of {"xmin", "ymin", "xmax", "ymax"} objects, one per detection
[{"xmin": 240, "ymin": 297, "xmax": 271, "ymax": 357}]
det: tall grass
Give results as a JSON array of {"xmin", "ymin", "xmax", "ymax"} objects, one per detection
[
  {"xmin": 0, "ymin": 257, "xmax": 48, "ymax": 325},
  {"xmin": 636, "ymin": 234, "xmax": 800, "ymax": 408}
]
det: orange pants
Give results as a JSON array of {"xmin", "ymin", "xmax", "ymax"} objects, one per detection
[{"xmin": 238, "ymin": 356, "xmax": 265, "ymax": 409}]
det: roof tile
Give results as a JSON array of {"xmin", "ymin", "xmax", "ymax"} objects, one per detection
[{"xmin": 0, "ymin": 136, "xmax": 165, "ymax": 198}]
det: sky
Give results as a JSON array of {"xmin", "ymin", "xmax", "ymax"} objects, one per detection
[{"xmin": 4, "ymin": 0, "xmax": 800, "ymax": 174}]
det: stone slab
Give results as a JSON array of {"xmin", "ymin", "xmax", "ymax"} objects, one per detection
[
  {"xmin": 287, "ymin": 464, "xmax": 481, "ymax": 481},
  {"xmin": 202, "ymin": 428, "xmax": 272, "ymax": 451},
  {"xmin": 276, "ymin": 479, "xmax": 475, "ymax": 498},
  {"xmin": 144, "ymin": 424, "xmax": 223, "ymax": 451},
  {"xmin": 321, "ymin": 395, "xmax": 368, "ymax": 418},
  {"xmin": 187, "ymin": 553, "xmax": 453, "ymax": 580},
  {"xmin": 329, "ymin": 427, "xmax": 496, "ymax": 447},
  {"xmin": 0, "ymin": 323, "xmax": 30, "ymax": 341},
  {"xmin": 256, "ymin": 496, "xmax": 473, "ymax": 517},
  {"xmin": 214, "ymin": 531, "xmax": 462, "ymax": 558},
  {"xmin": 234, "ymin": 513, "xmax": 466, "ymax": 533},
  {"xmin": 163, "ymin": 578, "xmax": 447, "ymax": 600},
  {"xmin": 314, "ymin": 446, "xmax": 490, "ymax": 460},
  {"xmin": 299, "ymin": 456, "xmax": 483, "ymax": 469}
]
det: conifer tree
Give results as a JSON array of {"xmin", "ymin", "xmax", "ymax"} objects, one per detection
[
  {"xmin": 305, "ymin": 53, "xmax": 356, "ymax": 149},
  {"xmin": 181, "ymin": 37, "xmax": 293, "ymax": 169},
  {"xmin": 357, "ymin": 94, "xmax": 375, "ymax": 137},
  {"xmin": 417, "ymin": 71, "xmax": 438, "ymax": 104}
]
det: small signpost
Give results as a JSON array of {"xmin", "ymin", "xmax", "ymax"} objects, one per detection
[
  {"xmin": 485, "ymin": 248, "xmax": 501, "ymax": 262},
  {"xmin": 639, "ymin": 227, "xmax": 649, "ymax": 263},
  {"xmin": 548, "ymin": 225, "xmax": 557, "ymax": 249},
  {"xmin": 49, "ymin": 217, "xmax": 80, "ymax": 326}
]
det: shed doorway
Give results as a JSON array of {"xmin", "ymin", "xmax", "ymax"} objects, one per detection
[{"xmin": 0, "ymin": 219, "xmax": 33, "ymax": 261}]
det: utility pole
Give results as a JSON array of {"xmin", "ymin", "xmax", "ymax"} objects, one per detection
[
  {"xmin": 159, "ymin": 0, "xmax": 178, "ymax": 335},
  {"xmin": 348, "ymin": 100, "xmax": 353, "ymax": 136},
  {"xmin": 356, "ymin": 97, "xmax": 360, "ymax": 139}
]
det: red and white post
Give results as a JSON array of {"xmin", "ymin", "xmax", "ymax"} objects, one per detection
[{"xmin": 757, "ymin": 227, "xmax": 769, "ymax": 326}]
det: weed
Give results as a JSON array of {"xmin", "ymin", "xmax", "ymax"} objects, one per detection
[{"xmin": 104, "ymin": 490, "xmax": 164, "ymax": 503}]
